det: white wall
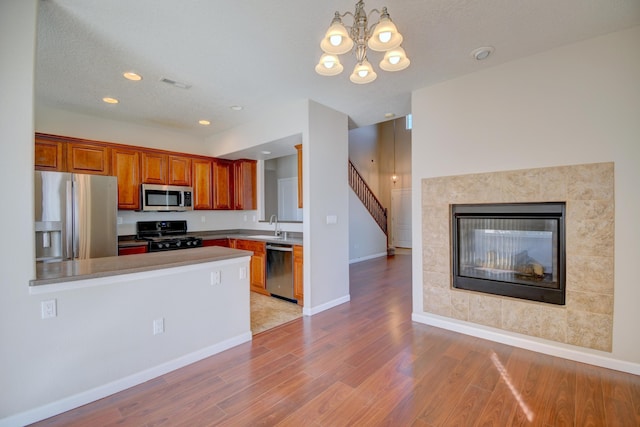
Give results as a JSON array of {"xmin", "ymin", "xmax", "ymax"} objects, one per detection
[
  {"xmin": 411, "ymin": 26, "xmax": 640, "ymax": 365},
  {"xmin": 36, "ymin": 105, "xmax": 210, "ymax": 156},
  {"xmin": 0, "ymin": 0, "xmax": 39, "ymax": 418},
  {"xmin": 349, "ymin": 189, "xmax": 387, "ymax": 262},
  {"xmin": 207, "ymin": 100, "xmax": 350, "ymax": 314}
]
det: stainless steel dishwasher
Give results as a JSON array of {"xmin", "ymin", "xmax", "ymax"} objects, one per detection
[{"xmin": 266, "ymin": 243, "xmax": 296, "ymax": 303}]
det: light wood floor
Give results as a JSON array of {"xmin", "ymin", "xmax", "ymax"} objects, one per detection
[{"xmin": 31, "ymin": 254, "xmax": 640, "ymax": 426}]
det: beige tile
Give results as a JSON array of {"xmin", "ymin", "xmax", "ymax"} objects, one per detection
[
  {"xmin": 566, "ymin": 310, "xmax": 613, "ymax": 351},
  {"xmin": 538, "ymin": 307, "xmax": 567, "ymax": 342},
  {"xmin": 422, "ymin": 244, "xmax": 450, "ymax": 275},
  {"xmin": 500, "ymin": 169, "xmax": 541, "ymax": 201},
  {"xmin": 566, "ymin": 291, "xmax": 614, "ymax": 315},
  {"xmin": 502, "ymin": 300, "xmax": 542, "ymax": 336},
  {"xmin": 424, "ymin": 271, "xmax": 450, "ymax": 289},
  {"xmin": 539, "ymin": 166, "xmax": 569, "ymax": 201},
  {"xmin": 450, "ymin": 291, "xmax": 469, "ymax": 321},
  {"xmin": 469, "ymin": 294, "xmax": 502, "ymax": 328},
  {"xmin": 424, "ymin": 287, "xmax": 452, "ymax": 317},
  {"xmin": 565, "ymin": 255, "xmax": 614, "ymax": 294},
  {"xmin": 422, "ymin": 178, "xmax": 449, "ymax": 206},
  {"xmin": 566, "ymin": 219, "xmax": 614, "ymax": 257},
  {"xmin": 566, "ymin": 162, "xmax": 614, "ymax": 201},
  {"xmin": 568, "ymin": 200, "xmax": 614, "ymax": 222}
]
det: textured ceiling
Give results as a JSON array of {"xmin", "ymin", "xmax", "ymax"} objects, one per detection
[{"xmin": 35, "ymin": 0, "xmax": 640, "ymax": 140}]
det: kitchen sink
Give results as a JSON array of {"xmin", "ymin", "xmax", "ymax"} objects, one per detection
[{"xmin": 247, "ymin": 235, "xmax": 283, "ymax": 240}]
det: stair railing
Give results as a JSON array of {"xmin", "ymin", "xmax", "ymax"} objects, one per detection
[{"xmin": 348, "ymin": 160, "xmax": 388, "ymax": 237}]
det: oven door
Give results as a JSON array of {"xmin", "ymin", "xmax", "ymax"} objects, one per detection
[{"xmin": 141, "ymin": 184, "xmax": 193, "ymax": 211}]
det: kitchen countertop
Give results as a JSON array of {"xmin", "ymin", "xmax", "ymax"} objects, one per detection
[
  {"xmin": 118, "ymin": 230, "xmax": 304, "ymax": 247},
  {"xmin": 31, "ymin": 246, "xmax": 252, "ymax": 286}
]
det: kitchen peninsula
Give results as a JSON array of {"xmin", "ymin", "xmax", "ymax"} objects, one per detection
[{"xmin": 31, "ymin": 246, "xmax": 251, "ymax": 287}]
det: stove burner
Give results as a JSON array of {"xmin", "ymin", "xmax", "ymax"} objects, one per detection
[{"xmin": 136, "ymin": 220, "xmax": 202, "ymax": 252}]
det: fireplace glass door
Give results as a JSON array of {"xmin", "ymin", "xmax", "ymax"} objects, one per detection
[{"xmin": 452, "ymin": 203, "xmax": 565, "ymax": 304}]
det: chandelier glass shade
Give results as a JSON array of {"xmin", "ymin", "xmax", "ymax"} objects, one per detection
[{"xmin": 315, "ymin": 1, "xmax": 410, "ymax": 84}]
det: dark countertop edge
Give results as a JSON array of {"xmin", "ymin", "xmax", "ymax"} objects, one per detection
[
  {"xmin": 118, "ymin": 230, "xmax": 303, "ymax": 247},
  {"xmin": 31, "ymin": 247, "xmax": 253, "ymax": 286}
]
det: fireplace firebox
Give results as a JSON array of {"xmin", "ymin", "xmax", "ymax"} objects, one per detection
[{"xmin": 451, "ymin": 202, "xmax": 566, "ymax": 305}]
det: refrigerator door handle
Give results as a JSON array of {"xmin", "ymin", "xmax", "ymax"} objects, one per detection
[{"xmin": 65, "ymin": 179, "xmax": 75, "ymax": 260}]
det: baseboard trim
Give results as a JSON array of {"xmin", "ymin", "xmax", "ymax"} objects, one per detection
[
  {"xmin": 349, "ymin": 252, "xmax": 387, "ymax": 264},
  {"xmin": 412, "ymin": 312, "xmax": 640, "ymax": 375},
  {"xmin": 305, "ymin": 294, "xmax": 351, "ymax": 316},
  {"xmin": 2, "ymin": 332, "xmax": 253, "ymax": 427}
]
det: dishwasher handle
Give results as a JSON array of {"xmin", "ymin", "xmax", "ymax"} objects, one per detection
[{"xmin": 266, "ymin": 245, "xmax": 293, "ymax": 252}]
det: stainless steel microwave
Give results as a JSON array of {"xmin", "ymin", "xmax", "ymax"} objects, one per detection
[{"xmin": 140, "ymin": 184, "xmax": 193, "ymax": 211}]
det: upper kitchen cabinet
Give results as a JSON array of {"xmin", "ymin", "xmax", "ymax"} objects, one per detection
[
  {"xmin": 141, "ymin": 151, "xmax": 167, "ymax": 184},
  {"xmin": 111, "ymin": 148, "xmax": 141, "ymax": 210},
  {"xmin": 35, "ymin": 136, "xmax": 65, "ymax": 171},
  {"xmin": 212, "ymin": 158, "xmax": 233, "ymax": 210},
  {"xmin": 141, "ymin": 151, "xmax": 192, "ymax": 186},
  {"xmin": 168, "ymin": 155, "xmax": 192, "ymax": 186},
  {"xmin": 192, "ymin": 158, "xmax": 213, "ymax": 210},
  {"xmin": 233, "ymin": 159, "xmax": 256, "ymax": 210},
  {"xmin": 66, "ymin": 141, "xmax": 110, "ymax": 175}
]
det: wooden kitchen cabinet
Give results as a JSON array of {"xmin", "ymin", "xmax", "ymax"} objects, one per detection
[
  {"xmin": 67, "ymin": 141, "xmax": 110, "ymax": 175},
  {"xmin": 202, "ymin": 238, "xmax": 229, "ymax": 247},
  {"xmin": 233, "ymin": 159, "xmax": 257, "ymax": 210},
  {"xmin": 233, "ymin": 239, "xmax": 267, "ymax": 295},
  {"xmin": 168, "ymin": 155, "xmax": 192, "ymax": 186},
  {"xmin": 212, "ymin": 158, "xmax": 233, "ymax": 210},
  {"xmin": 142, "ymin": 151, "xmax": 192, "ymax": 186},
  {"xmin": 293, "ymin": 245, "xmax": 303, "ymax": 305},
  {"xmin": 192, "ymin": 158, "xmax": 213, "ymax": 210},
  {"xmin": 118, "ymin": 245, "xmax": 148, "ymax": 255},
  {"xmin": 35, "ymin": 138, "xmax": 65, "ymax": 171},
  {"xmin": 111, "ymin": 148, "xmax": 141, "ymax": 210},
  {"xmin": 141, "ymin": 151, "xmax": 167, "ymax": 184},
  {"xmin": 295, "ymin": 144, "xmax": 302, "ymax": 208}
]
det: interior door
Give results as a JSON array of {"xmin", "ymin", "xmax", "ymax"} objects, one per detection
[{"xmin": 391, "ymin": 188, "xmax": 412, "ymax": 248}]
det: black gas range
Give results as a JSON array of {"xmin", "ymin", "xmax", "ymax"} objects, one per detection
[{"xmin": 136, "ymin": 220, "xmax": 202, "ymax": 252}]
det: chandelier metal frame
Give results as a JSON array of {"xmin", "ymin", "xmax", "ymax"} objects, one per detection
[{"xmin": 315, "ymin": 0, "xmax": 410, "ymax": 84}]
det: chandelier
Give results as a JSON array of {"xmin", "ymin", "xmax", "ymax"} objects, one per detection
[{"xmin": 315, "ymin": 0, "xmax": 410, "ymax": 84}]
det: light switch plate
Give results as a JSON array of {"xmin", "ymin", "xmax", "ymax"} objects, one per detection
[{"xmin": 41, "ymin": 299, "xmax": 57, "ymax": 319}]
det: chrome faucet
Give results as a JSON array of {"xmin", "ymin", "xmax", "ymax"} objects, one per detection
[{"xmin": 269, "ymin": 214, "xmax": 281, "ymax": 237}]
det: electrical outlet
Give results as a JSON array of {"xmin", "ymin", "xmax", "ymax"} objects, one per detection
[
  {"xmin": 211, "ymin": 270, "xmax": 221, "ymax": 285},
  {"xmin": 117, "ymin": 217, "xmax": 123, "ymax": 225},
  {"xmin": 201, "ymin": 216, "xmax": 206, "ymax": 223},
  {"xmin": 239, "ymin": 266, "xmax": 247, "ymax": 280},
  {"xmin": 41, "ymin": 299, "xmax": 57, "ymax": 319},
  {"xmin": 153, "ymin": 318, "xmax": 164, "ymax": 335}
]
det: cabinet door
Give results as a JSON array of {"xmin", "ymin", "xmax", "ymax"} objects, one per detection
[
  {"xmin": 235, "ymin": 239, "xmax": 267, "ymax": 294},
  {"xmin": 141, "ymin": 151, "xmax": 167, "ymax": 184},
  {"xmin": 112, "ymin": 148, "xmax": 141, "ymax": 210},
  {"xmin": 118, "ymin": 245, "xmax": 148, "ymax": 255},
  {"xmin": 295, "ymin": 144, "xmax": 302, "ymax": 208},
  {"xmin": 202, "ymin": 238, "xmax": 229, "ymax": 247},
  {"xmin": 293, "ymin": 245, "xmax": 303, "ymax": 306},
  {"xmin": 212, "ymin": 159, "xmax": 233, "ymax": 210},
  {"xmin": 233, "ymin": 159, "xmax": 256, "ymax": 210},
  {"xmin": 35, "ymin": 139, "xmax": 65, "ymax": 171},
  {"xmin": 192, "ymin": 158, "xmax": 213, "ymax": 210},
  {"xmin": 168, "ymin": 155, "xmax": 192, "ymax": 186},
  {"xmin": 67, "ymin": 142, "xmax": 110, "ymax": 175}
]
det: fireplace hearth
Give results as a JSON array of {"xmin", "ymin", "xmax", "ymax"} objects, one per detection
[{"xmin": 451, "ymin": 202, "xmax": 566, "ymax": 305}]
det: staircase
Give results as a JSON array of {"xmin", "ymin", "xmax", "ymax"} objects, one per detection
[{"xmin": 348, "ymin": 160, "xmax": 388, "ymax": 245}]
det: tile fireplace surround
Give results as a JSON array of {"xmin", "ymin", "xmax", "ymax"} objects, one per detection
[{"xmin": 422, "ymin": 162, "xmax": 614, "ymax": 352}]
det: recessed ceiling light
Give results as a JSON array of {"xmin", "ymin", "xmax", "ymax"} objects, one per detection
[
  {"xmin": 123, "ymin": 72, "xmax": 142, "ymax": 81},
  {"xmin": 260, "ymin": 150, "xmax": 271, "ymax": 155},
  {"xmin": 102, "ymin": 97, "xmax": 119, "ymax": 104},
  {"xmin": 471, "ymin": 46, "xmax": 494, "ymax": 61},
  {"xmin": 384, "ymin": 113, "xmax": 395, "ymax": 118},
  {"xmin": 198, "ymin": 120, "xmax": 211, "ymax": 126},
  {"xmin": 230, "ymin": 105, "xmax": 243, "ymax": 111}
]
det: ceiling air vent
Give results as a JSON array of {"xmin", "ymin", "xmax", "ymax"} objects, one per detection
[{"xmin": 160, "ymin": 77, "xmax": 191, "ymax": 89}]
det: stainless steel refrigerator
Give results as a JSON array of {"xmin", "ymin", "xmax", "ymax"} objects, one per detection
[{"xmin": 35, "ymin": 171, "xmax": 118, "ymax": 262}]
